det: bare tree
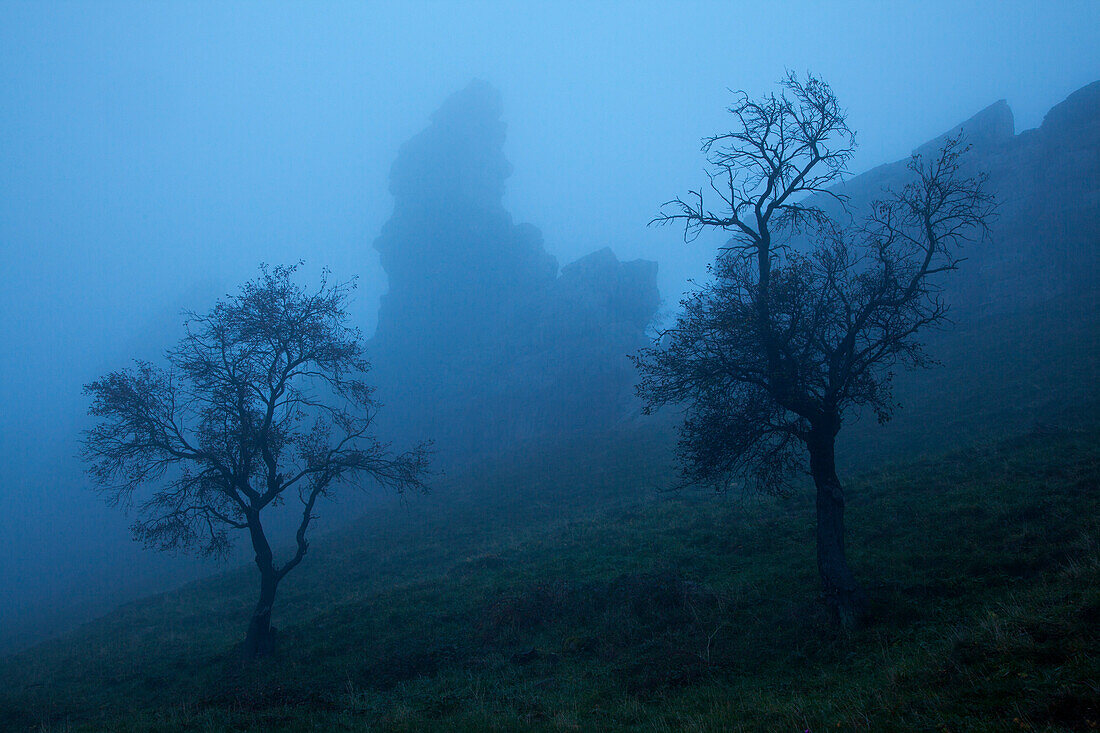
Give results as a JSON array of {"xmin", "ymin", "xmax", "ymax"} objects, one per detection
[
  {"xmin": 83, "ymin": 264, "xmax": 430, "ymax": 659},
  {"xmin": 634, "ymin": 73, "xmax": 994, "ymax": 627}
]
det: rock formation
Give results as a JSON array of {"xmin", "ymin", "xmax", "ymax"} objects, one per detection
[
  {"xmin": 832, "ymin": 81, "xmax": 1100, "ymax": 459},
  {"xmin": 368, "ymin": 81, "xmax": 659, "ymax": 461},
  {"xmin": 821, "ymin": 81, "xmax": 1100, "ymax": 318}
]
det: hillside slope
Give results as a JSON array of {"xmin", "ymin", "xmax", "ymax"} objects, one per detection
[{"xmin": 1, "ymin": 423, "xmax": 1098, "ymax": 731}]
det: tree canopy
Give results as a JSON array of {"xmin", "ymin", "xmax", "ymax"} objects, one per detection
[
  {"xmin": 84, "ymin": 264, "xmax": 430, "ymax": 657},
  {"xmin": 635, "ymin": 73, "xmax": 994, "ymax": 625}
]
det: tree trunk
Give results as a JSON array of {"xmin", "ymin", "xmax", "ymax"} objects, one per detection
[
  {"xmin": 242, "ymin": 568, "xmax": 279, "ymax": 660},
  {"xmin": 807, "ymin": 428, "xmax": 867, "ymax": 629},
  {"xmin": 242, "ymin": 513, "xmax": 280, "ymax": 661}
]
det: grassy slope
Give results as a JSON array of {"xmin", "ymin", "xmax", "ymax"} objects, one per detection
[
  {"xmin": 840, "ymin": 293, "xmax": 1100, "ymax": 466},
  {"xmin": 1, "ymin": 294, "xmax": 1098, "ymax": 732},
  {"xmin": 1, "ymin": 428, "xmax": 1098, "ymax": 732}
]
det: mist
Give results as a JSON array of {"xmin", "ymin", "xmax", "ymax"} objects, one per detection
[{"xmin": 1, "ymin": 0, "xmax": 1098, "ymax": 711}]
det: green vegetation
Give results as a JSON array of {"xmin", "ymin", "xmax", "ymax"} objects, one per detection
[
  {"xmin": 3, "ymin": 294, "xmax": 1098, "ymax": 731},
  {"xmin": 1, "ymin": 424, "xmax": 1097, "ymax": 731}
]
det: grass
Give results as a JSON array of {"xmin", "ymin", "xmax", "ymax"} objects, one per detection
[
  {"xmin": 0, "ymin": 426, "xmax": 1097, "ymax": 731},
  {"xmin": 2, "ymin": 292, "xmax": 1097, "ymax": 731}
]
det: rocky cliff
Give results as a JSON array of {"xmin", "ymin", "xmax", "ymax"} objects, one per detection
[
  {"xmin": 368, "ymin": 81, "xmax": 659, "ymax": 460},
  {"xmin": 825, "ymin": 81, "xmax": 1100, "ymax": 318}
]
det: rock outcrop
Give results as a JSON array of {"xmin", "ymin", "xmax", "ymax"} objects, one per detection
[
  {"xmin": 822, "ymin": 81, "xmax": 1100, "ymax": 318},
  {"xmin": 368, "ymin": 81, "xmax": 659, "ymax": 460}
]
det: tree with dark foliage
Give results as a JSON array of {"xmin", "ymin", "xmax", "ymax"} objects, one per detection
[
  {"xmin": 84, "ymin": 264, "xmax": 430, "ymax": 659},
  {"xmin": 634, "ymin": 74, "xmax": 994, "ymax": 627}
]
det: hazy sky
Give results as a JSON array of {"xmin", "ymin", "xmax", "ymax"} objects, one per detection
[{"xmin": 1, "ymin": 0, "xmax": 1098, "ymax": 648}]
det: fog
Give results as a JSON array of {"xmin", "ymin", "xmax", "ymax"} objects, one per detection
[{"xmin": 1, "ymin": 1, "xmax": 1098, "ymax": 652}]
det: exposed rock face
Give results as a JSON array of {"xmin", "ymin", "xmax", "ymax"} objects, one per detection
[
  {"xmin": 832, "ymin": 83, "xmax": 1100, "ymax": 459},
  {"xmin": 369, "ymin": 81, "xmax": 659, "ymax": 460},
  {"xmin": 823, "ymin": 81, "xmax": 1100, "ymax": 318}
]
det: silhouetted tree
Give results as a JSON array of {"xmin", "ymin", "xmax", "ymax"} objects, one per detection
[
  {"xmin": 83, "ymin": 264, "xmax": 430, "ymax": 659},
  {"xmin": 634, "ymin": 73, "xmax": 994, "ymax": 627}
]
